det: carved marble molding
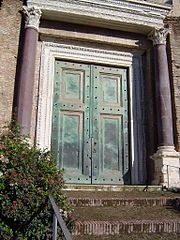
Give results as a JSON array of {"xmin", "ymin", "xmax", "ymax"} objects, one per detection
[
  {"xmin": 23, "ymin": 6, "xmax": 42, "ymax": 31},
  {"xmin": 36, "ymin": 40, "xmax": 146, "ymax": 184},
  {"xmin": 27, "ymin": 0, "xmax": 171, "ymax": 34},
  {"xmin": 148, "ymin": 28, "xmax": 170, "ymax": 45}
]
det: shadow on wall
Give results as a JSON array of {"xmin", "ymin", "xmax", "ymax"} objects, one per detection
[
  {"xmin": 0, "ymin": 0, "xmax": 2, "ymax": 9},
  {"xmin": 165, "ymin": 0, "xmax": 172, "ymax": 4}
]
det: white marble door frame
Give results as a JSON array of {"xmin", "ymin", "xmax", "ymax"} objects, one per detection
[{"xmin": 36, "ymin": 41, "xmax": 146, "ymax": 184}]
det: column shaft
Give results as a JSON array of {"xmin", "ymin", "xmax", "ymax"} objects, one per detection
[
  {"xmin": 155, "ymin": 44, "xmax": 174, "ymax": 146},
  {"xmin": 17, "ymin": 27, "xmax": 38, "ymax": 135}
]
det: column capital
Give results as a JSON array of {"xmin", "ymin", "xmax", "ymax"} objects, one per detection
[
  {"xmin": 23, "ymin": 6, "xmax": 42, "ymax": 31},
  {"xmin": 148, "ymin": 28, "xmax": 170, "ymax": 46}
]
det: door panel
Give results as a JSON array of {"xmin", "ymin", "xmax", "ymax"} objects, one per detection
[
  {"xmin": 52, "ymin": 61, "xmax": 130, "ymax": 184},
  {"xmin": 92, "ymin": 66, "xmax": 129, "ymax": 184},
  {"xmin": 101, "ymin": 116, "xmax": 121, "ymax": 170},
  {"xmin": 60, "ymin": 112, "xmax": 83, "ymax": 171},
  {"xmin": 52, "ymin": 61, "xmax": 91, "ymax": 184},
  {"xmin": 62, "ymin": 69, "xmax": 84, "ymax": 102},
  {"xmin": 101, "ymin": 75, "xmax": 121, "ymax": 105}
]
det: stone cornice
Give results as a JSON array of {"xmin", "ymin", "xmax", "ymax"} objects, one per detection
[
  {"xmin": 27, "ymin": 0, "xmax": 171, "ymax": 34},
  {"xmin": 23, "ymin": 6, "xmax": 42, "ymax": 31},
  {"xmin": 119, "ymin": 0, "xmax": 171, "ymax": 9}
]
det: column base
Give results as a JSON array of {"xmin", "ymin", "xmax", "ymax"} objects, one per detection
[{"xmin": 151, "ymin": 146, "xmax": 180, "ymax": 188}]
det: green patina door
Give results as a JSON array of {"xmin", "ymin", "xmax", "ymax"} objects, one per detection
[{"xmin": 52, "ymin": 60, "xmax": 130, "ymax": 184}]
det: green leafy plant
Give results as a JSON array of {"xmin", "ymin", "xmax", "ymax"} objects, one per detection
[{"xmin": 0, "ymin": 122, "xmax": 73, "ymax": 239}]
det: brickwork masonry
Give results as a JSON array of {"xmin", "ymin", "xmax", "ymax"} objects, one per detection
[
  {"xmin": 0, "ymin": 0, "xmax": 22, "ymax": 129},
  {"xmin": 166, "ymin": 17, "xmax": 180, "ymax": 151}
]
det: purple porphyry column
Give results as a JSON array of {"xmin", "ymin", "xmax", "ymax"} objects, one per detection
[
  {"xmin": 17, "ymin": 7, "xmax": 41, "ymax": 135},
  {"xmin": 149, "ymin": 28, "xmax": 174, "ymax": 147}
]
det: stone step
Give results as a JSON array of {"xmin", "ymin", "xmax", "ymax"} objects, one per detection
[
  {"xmin": 65, "ymin": 190, "xmax": 180, "ymax": 198},
  {"xmin": 66, "ymin": 190, "xmax": 180, "ymax": 236},
  {"xmin": 69, "ymin": 197, "xmax": 180, "ymax": 207},
  {"xmin": 72, "ymin": 205, "xmax": 180, "ymax": 222},
  {"xmin": 71, "ymin": 204, "xmax": 180, "ymax": 235},
  {"xmin": 65, "ymin": 190, "xmax": 180, "ymax": 207},
  {"xmin": 72, "ymin": 232, "xmax": 180, "ymax": 239},
  {"xmin": 73, "ymin": 220, "xmax": 180, "ymax": 236}
]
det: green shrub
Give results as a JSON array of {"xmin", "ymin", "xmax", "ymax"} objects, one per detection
[{"xmin": 0, "ymin": 123, "xmax": 73, "ymax": 239}]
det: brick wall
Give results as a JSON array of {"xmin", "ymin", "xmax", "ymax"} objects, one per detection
[
  {"xmin": 0, "ymin": 0, "xmax": 22, "ymax": 129},
  {"xmin": 167, "ymin": 18, "xmax": 180, "ymax": 151},
  {"xmin": 165, "ymin": 3, "xmax": 180, "ymax": 151}
]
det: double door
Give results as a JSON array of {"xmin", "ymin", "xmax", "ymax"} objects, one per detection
[{"xmin": 52, "ymin": 61, "xmax": 130, "ymax": 184}]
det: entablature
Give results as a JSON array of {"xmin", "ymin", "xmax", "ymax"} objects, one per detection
[{"xmin": 27, "ymin": 0, "xmax": 171, "ymax": 34}]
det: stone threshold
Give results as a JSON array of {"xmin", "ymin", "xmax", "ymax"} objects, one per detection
[{"xmin": 64, "ymin": 184, "xmax": 163, "ymax": 192}]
